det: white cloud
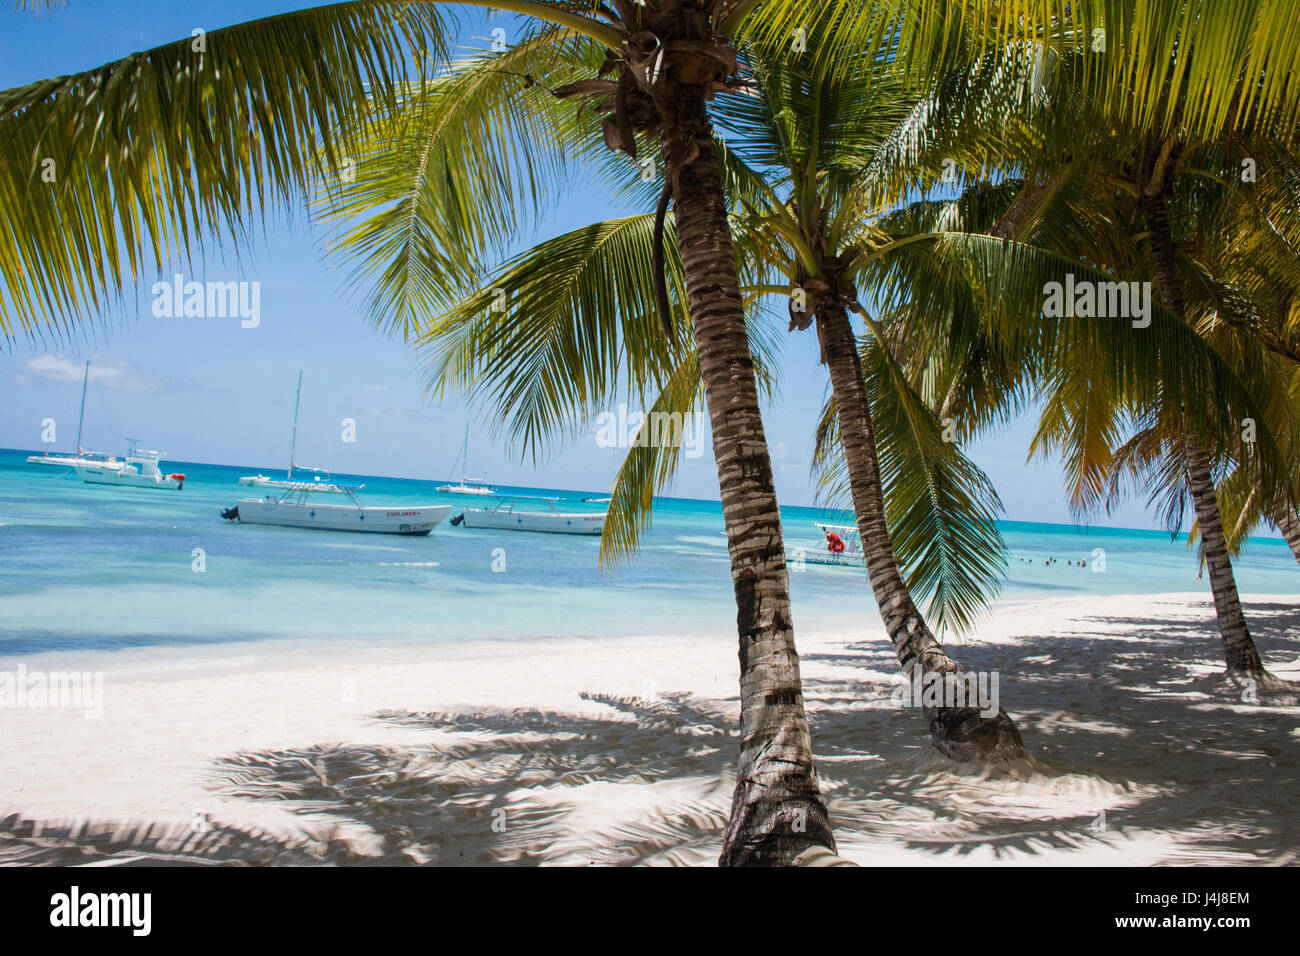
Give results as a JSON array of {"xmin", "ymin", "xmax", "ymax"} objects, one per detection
[{"xmin": 21, "ymin": 356, "xmax": 163, "ymax": 392}]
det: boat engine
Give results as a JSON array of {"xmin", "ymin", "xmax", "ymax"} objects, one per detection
[
  {"xmin": 170, "ymin": 473, "xmax": 186, "ymax": 489},
  {"xmin": 449, "ymin": 513, "xmax": 465, "ymax": 526},
  {"xmin": 220, "ymin": 506, "xmax": 240, "ymax": 521}
]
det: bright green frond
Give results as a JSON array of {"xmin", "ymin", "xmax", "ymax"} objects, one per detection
[{"xmin": 0, "ymin": 1, "xmax": 450, "ymax": 341}]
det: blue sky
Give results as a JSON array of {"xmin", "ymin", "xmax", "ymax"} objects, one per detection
[{"xmin": 0, "ymin": 0, "xmax": 1169, "ymax": 529}]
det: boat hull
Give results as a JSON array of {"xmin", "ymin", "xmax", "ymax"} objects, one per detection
[
  {"xmin": 785, "ymin": 546, "xmax": 865, "ymax": 568},
  {"xmin": 459, "ymin": 509, "xmax": 604, "ymax": 535},
  {"xmin": 233, "ymin": 499, "xmax": 452, "ymax": 535},
  {"xmin": 76, "ymin": 464, "xmax": 182, "ymax": 489}
]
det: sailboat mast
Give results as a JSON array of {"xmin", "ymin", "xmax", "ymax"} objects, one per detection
[
  {"xmin": 74, "ymin": 360, "xmax": 89, "ymax": 453},
  {"xmin": 461, "ymin": 422, "xmax": 470, "ymax": 483},
  {"xmin": 288, "ymin": 370, "xmax": 303, "ymax": 480}
]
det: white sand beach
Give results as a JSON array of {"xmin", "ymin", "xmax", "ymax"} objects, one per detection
[{"xmin": 1, "ymin": 592, "xmax": 1298, "ymax": 866}]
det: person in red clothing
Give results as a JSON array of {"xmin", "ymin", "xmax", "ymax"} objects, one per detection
[{"xmin": 824, "ymin": 529, "xmax": 846, "ymax": 554}]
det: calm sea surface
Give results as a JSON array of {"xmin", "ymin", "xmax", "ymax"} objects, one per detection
[{"xmin": 0, "ymin": 448, "xmax": 1294, "ymax": 665}]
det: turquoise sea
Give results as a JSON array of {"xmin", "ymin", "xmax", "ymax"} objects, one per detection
[{"xmin": 0, "ymin": 447, "xmax": 1294, "ymax": 665}]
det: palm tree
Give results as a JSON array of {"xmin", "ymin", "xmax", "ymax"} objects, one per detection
[
  {"xmin": 330, "ymin": 35, "xmax": 1035, "ymax": 767},
  {"xmin": 853, "ymin": 35, "xmax": 1300, "ymax": 688},
  {"xmin": 708, "ymin": 45, "xmax": 1029, "ymax": 759},
  {"xmin": 1017, "ymin": 59, "xmax": 1300, "ymax": 686},
  {"xmin": 1182, "ymin": 157, "xmax": 1300, "ymax": 567},
  {"xmin": 1105, "ymin": 165, "xmax": 1300, "ymax": 575},
  {"xmin": 312, "ymin": 21, "xmax": 843, "ymax": 864}
]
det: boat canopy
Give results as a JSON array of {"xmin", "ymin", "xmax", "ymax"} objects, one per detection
[{"xmin": 814, "ymin": 522, "xmax": 860, "ymax": 536}]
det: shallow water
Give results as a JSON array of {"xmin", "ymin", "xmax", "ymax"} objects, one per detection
[{"xmin": 0, "ymin": 447, "xmax": 1294, "ymax": 663}]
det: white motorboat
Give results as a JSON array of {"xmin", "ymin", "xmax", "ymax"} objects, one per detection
[
  {"xmin": 27, "ymin": 360, "xmax": 121, "ymax": 470},
  {"xmin": 451, "ymin": 496, "xmax": 605, "ymax": 535},
  {"xmin": 437, "ymin": 480, "xmax": 498, "ymax": 496},
  {"xmin": 786, "ymin": 522, "xmax": 866, "ymax": 567},
  {"xmin": 436, "ymin": 424, "xmax": 498, "ymax": 496},
  {"xmin": 222, "ymin": 484, "xmax": 451, "ymax": 536},
  {"xmin": 76, "ymin": 440, "xmax": 185, "ymax": 490},
  {"xmin": 239, "ymin": 371, "xmax": 352, "ymax": 494}
]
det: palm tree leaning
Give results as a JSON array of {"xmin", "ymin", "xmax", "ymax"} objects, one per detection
[
  {"xmin": 856, "ymin": 56, "xmax": 1300, "ymax": 690},
  {"xmin": 1002, "ymin": 42, "xmax": 1300, "ymax": 687},
  {"xmin": 533, "ymin": 4, "xmax": 837, "ymax": 863},
  {"xmin": 709, "ymin": 45, "xmax": 1028, "ymax": 760}
]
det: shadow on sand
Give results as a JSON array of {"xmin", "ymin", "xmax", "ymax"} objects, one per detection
[{"xmin": 2, "ymin": 601, "xmax": 1298, "ymax": 865}]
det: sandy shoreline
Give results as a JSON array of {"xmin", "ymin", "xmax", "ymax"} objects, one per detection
[{"xmin": 2, "ymin": 591, "xmax": 1298, "ymax": 865}]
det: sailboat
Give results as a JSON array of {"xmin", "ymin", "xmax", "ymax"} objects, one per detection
[
  {"xmin": 76, "ymin": 439, "xmax": 185, "ymax": 490},
  {"xmin": 238, "ymin": 371, "xmax": 353, "ymax": 494},
  {"xmin": 436, "ymin": 423, "xmax": 497, "ymax": 496},
  {"xmin": 26, "ymin": 360, "xmax": 122, "ymax": 470}
]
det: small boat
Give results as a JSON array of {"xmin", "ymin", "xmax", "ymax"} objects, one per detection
[
  {"xmin": 238, "ymin": 470, "xmax": 354, "ymax": 494},
  {"xmin": 76, "ymin": 440, "xmax": 185, "ymax": 490},
  {"xmin": 437, "ymin": 479, "xmax": 499, "ymax": 496},
  {"xmin": 239, "ymin": 371, "xmax": 352, "ymax": 494},
  {"xmin": 453, "ymin": 496, "xmax": 605, "ymax": 535},
  {"xmin": 786, "ymin": 522, "xmax": 866, "ymax": 567},
  {"xmin": 27, "ymin": 360, "xmax": 120, "ymax": 470},
  {"xmin": 437, "ymin": 424, "xmax": 498, "ymax": 496},
  {"xmin": 222, "ymin": 484, "xmax": 451, "ymax": 536}
]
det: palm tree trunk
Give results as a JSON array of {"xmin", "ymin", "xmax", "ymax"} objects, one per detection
[
  {"xmin": 1184, "ymin": 438, "xmax": 1266, "ymax": 674},
  {"xmin": 668, "ymin": 92, "xmax": 835, "ymax": 866},
  {"xmin": 817, "ymin": 304, "xmax": 1027, "ymax": 761},
  {"xmin": 1141, "ymin": 188, "xmax": 1269, "ymax": 677}
]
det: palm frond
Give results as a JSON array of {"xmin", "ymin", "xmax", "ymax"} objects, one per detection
[
  {"xmin": 315, "ymin": 29, "xmax": 606, "ymax": 341},
  {"xmin": 415, "ymin": 214, "xmax": 691, "ymax": 462},
  {"xmin": 813, "ymin": 334, "xmax": 1008, "ymax": 635},
  {"xmin": 0, "ymin": 1, "xmax": 452, "ymax": 342}
]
